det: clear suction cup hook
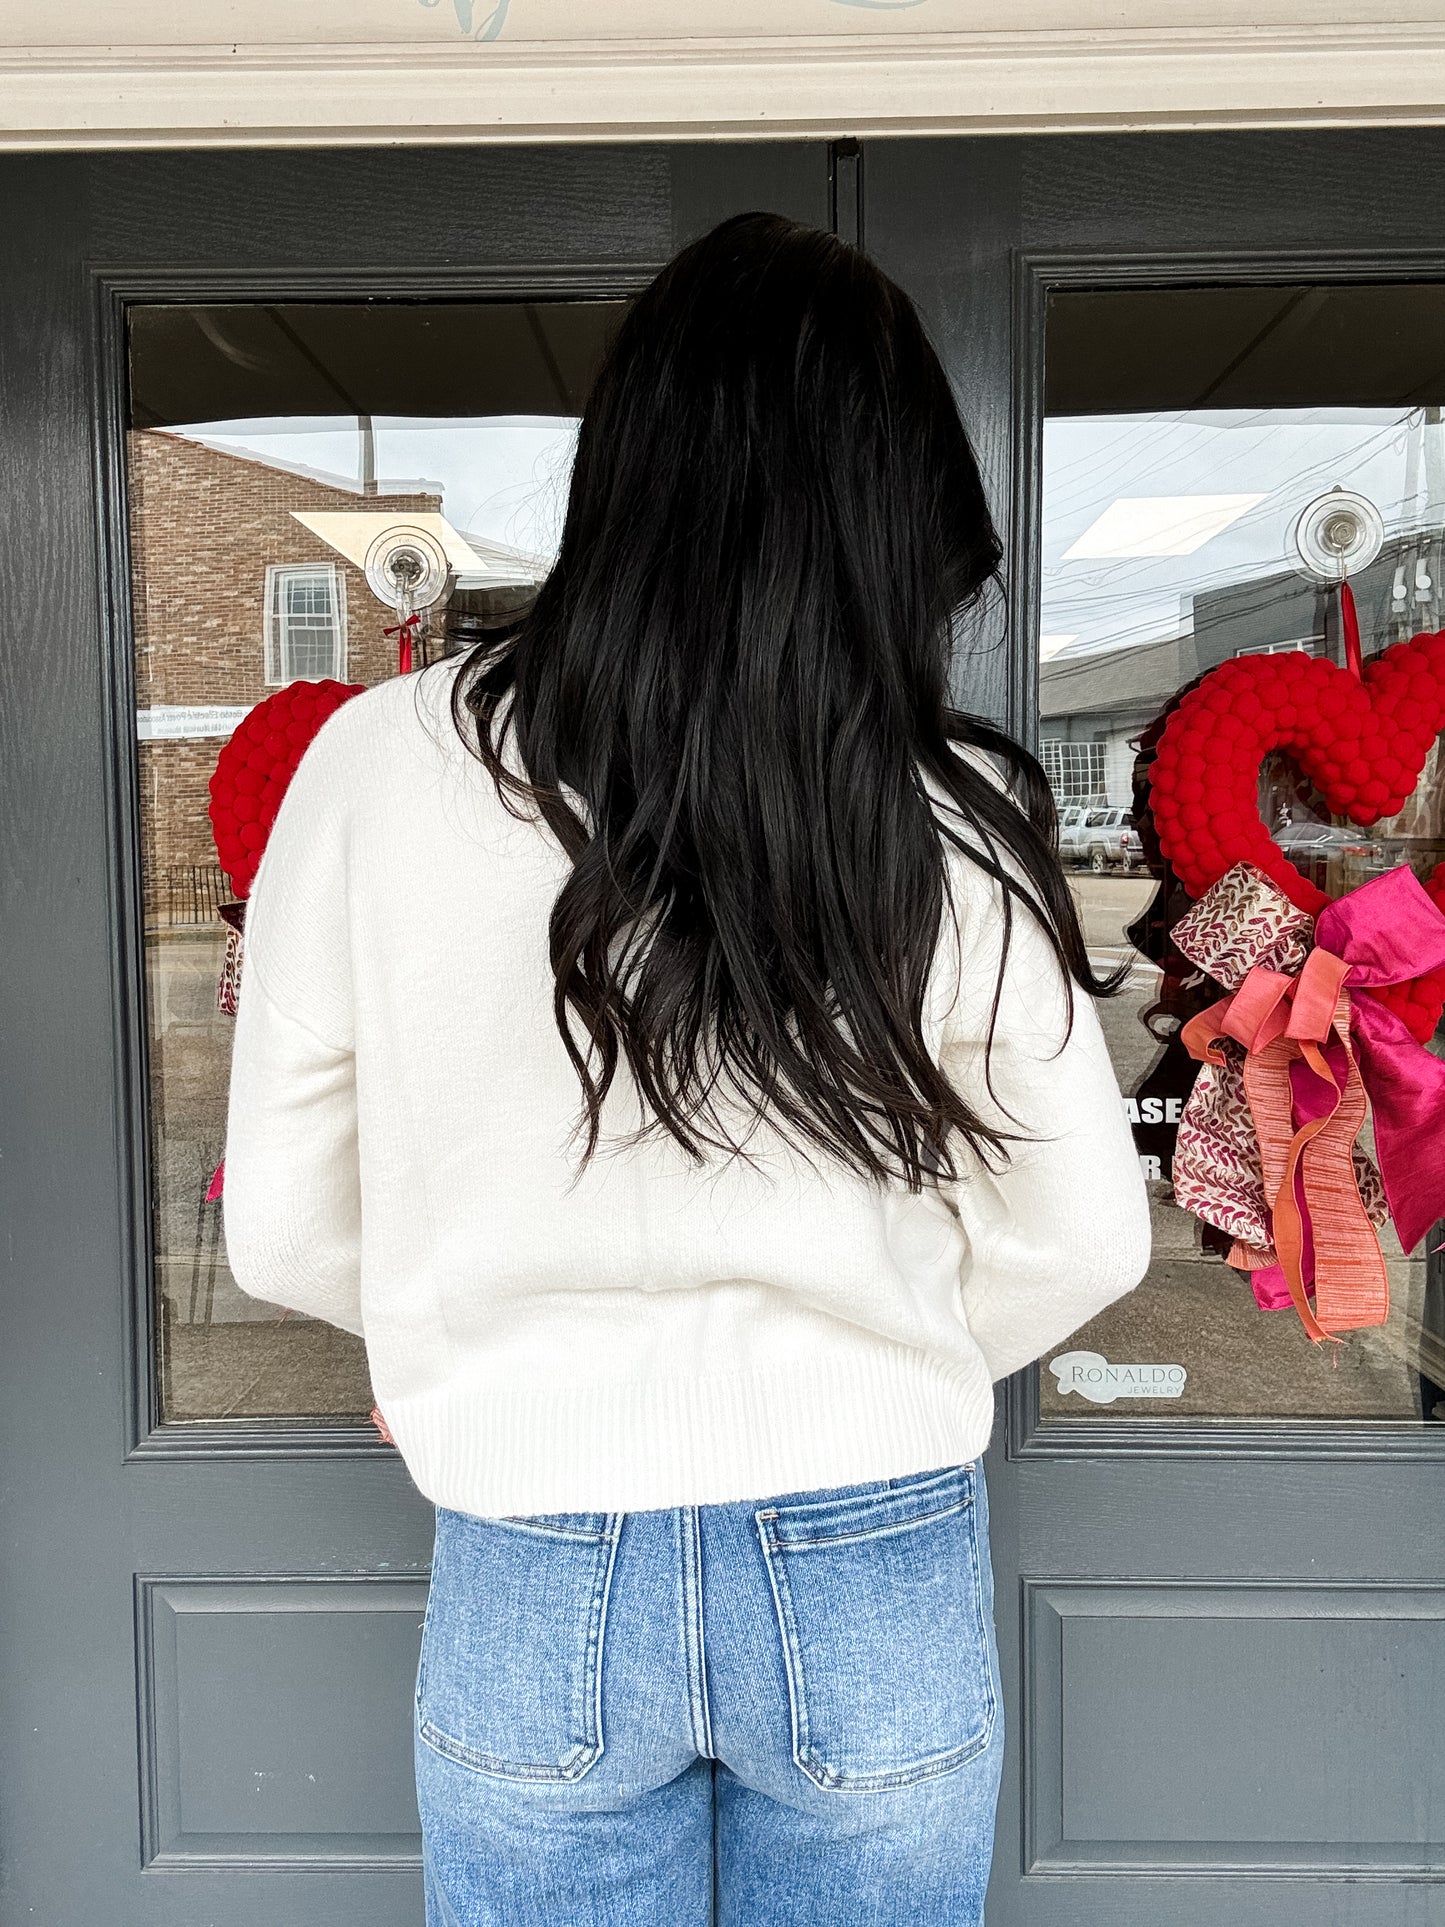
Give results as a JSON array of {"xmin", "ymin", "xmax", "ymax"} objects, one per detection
[
  {"xmin": 364, "ymin": 524, "xmax": 450, "ymax": 617},
  {"xmin": 364, "ymin": 525, "xmax": 452, "ymax": 675},
  {"xmin": 1292, "ymin": 487, "xmax": 1385, "ymax": 583}
]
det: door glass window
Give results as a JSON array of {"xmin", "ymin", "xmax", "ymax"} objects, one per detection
[
  {"xmin": 1039, "ymin": 283, "xmax": 1445, "ymax": 1426},
  {"xmin": 128, "ymin": 300, "xmax": 624, "ymax": 1424}
]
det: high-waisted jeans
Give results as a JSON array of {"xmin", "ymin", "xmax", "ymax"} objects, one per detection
[{"xmin": 415, "ymin": 1460, "xmax": 1003, "ymax": 1926}]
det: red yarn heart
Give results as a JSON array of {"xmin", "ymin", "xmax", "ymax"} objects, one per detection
[
  {"xmin": 208, "ymin": 678, "xmax": 364, "ymax": 897},
  {"xmin": 1150, "ymin": 631, "xmax": 1445, "ymax": 1042}
]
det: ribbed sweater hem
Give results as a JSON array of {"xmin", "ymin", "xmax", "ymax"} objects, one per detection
[{"xmin": 378, "ymin": 1347, "xmax": 996, "ymax": 1516}]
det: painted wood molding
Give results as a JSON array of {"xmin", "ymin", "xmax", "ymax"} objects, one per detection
[{"xmin": 6, "ymin": 26, "xmax": 1445, "ymax": 148}]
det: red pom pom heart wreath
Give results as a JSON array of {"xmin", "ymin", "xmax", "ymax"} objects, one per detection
[
  {"xmin": 208, "ymin": 679, "xmax": 365, "ymax": 897},
  {"xmin": 1150, "ymin": 630, "xmax": 1445, "ymax": 1043}
]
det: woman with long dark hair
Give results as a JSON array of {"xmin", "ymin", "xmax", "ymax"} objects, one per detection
[{"xmin": 224, "ymin": 213, "xmax": 1149, "ymax": 1925}]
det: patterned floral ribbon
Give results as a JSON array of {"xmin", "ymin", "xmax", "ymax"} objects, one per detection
[
  {"xmin": 203, "ymin": 900, "xmax": 249, "ymax": 1205},
  {"xmin": 1171, "ymin": 863, "xmax": 1315, "ymax": 1281}
]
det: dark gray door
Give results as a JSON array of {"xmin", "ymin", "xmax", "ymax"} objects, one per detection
[
  {"xmin": 866, "ymin": 132, "xmax": 1445, "ymax": 1924},
  {"xmin": 0, "ymin": 142, "xmax": 827, "ymax": 1926},
  {"xmin": 7, "ymin": 130, "xmax": 1445, "ymax": 1927}
]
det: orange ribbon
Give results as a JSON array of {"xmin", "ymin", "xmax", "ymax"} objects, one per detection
[{"xmin": 1181, "ymin": 945, "xmax": 1388, "ymax": 1342}]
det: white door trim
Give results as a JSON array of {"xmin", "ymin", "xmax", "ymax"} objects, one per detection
[{"xmin": 6, "ymin": 26, "xmax": 1445, "ymax": 150}]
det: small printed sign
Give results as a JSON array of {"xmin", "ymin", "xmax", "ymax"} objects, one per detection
[
  {"xmin": 136, "ymin": 704, "xmax": 254, "ymax": 742},
  {"xmin": 1123, "ymin": 1095, "xmax": 1185, "ymax": 1124},
  {"xmin": 1049, "ymin": 1350, "xmax": 1187, "ymax": 1405}
]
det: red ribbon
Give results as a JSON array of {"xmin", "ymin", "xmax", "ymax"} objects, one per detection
[
  {"xmin": 1340, "ymin": 578, "xmax": 1363, "ymax": 681},
  {"xmin": 385, "ymin": 611, "xmax": 421, "ymax": 675}
]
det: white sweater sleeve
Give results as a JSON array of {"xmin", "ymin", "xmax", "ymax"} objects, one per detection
[
  {"xmin": 221, "ymin": 715, "xmax": 364, "ymax": 1336},
  {"xmin": 937, "ymin": 860, "xmax": 1151, "ymax": 1383}
]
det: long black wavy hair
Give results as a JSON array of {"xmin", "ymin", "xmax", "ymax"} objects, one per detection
[{"xmin": 452, "ymin": 212, "xmax": 1114, "ymax": 1187}]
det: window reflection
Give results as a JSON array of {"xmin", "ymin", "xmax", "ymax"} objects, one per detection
[
  {"xmin": 1039, "ymin": 286, "xmax": 1445, "ymax": 1425},
  {"xmin": 130, "ymin": 301, "xmax": 624, "ymax": 1423}
]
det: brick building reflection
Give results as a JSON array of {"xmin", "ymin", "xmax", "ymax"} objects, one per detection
[{"xmin": 130, "ymin": 430, "xmax": 443, "ymax": 925}]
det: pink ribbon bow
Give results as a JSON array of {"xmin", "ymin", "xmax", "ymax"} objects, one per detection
[
  {"xmin": 1179, "ymin": 865, "xmax": 1445, "ymax": 1340},
  {"xmin": 1314, "ymin": 867, "xmax": 1445, "ymax": 1256}
]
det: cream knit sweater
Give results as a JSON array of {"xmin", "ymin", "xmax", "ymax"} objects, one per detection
[{"xmin": 223, "ymin": 661, "xmax": 1150, "ymax": 1514}]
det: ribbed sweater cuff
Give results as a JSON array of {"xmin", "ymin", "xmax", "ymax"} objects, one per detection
[{"xmin": 378, "ymin": 1349, "xmax": 996, "ymax": 1517}]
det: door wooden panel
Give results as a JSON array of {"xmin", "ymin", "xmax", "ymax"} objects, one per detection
[
  {"xmin": 1026, "ymin": 1580, "xmax": 1445, "ymax": 1871},
  {"xmin": 0, "ymin": 141, "xmax": 828, "ymax": 1927},
  {"xmin": 867, "ymin": 128, "xmax": 1445, "ymax": 1925},
  {"xmin": 138, "ymin": 1577, "xmax": 428, "ymax": 1866}
]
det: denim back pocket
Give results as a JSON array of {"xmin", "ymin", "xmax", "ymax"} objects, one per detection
[
  {"xmin": 416, "ymin": 1507, "xmax": 622, "ymax": 1783},
  {"xmin": 756, "ymin": 1466, "xmax": 996, "ymax": 1793}
]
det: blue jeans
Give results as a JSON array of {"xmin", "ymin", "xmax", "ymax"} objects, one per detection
[{"xmin": 415, "ymin": 1460, "xmax": 1003, "ymax": 1926}]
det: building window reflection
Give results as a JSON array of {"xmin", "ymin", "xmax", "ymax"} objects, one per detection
[{"xmin": 265, "ymin": 562, "xmax": 347, "ymax": 683}]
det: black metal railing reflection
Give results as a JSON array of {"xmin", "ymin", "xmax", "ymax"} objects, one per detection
[{"xmin": 163, "ymin": 862, "xmax": 228, "ymax": 926}]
